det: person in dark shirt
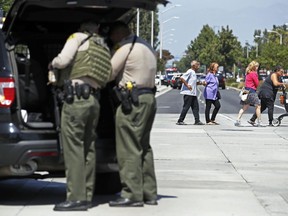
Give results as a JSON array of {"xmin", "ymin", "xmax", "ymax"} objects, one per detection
[{"xmin": 248, "ymin": 66, "xmax": 285, "ymax": 126}]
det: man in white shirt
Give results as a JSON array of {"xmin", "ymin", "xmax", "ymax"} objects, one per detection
[{"xmin": 176, "ymin": 60, "xmax": 204, "ymax": 125}]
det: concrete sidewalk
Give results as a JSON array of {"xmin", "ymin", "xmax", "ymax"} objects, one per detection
[
  {"xmin": 152, "ymin": 113, "xmax": 288, "ymax": 216},
  {"xmin": 1, "ymin": 93, "xmax": 288, "ymax": 215}
]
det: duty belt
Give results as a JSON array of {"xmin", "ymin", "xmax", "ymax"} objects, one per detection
[
  {"xmin": 63, "ymin": 81, "xmax": 100, "ymax": 104},
  {"xmin": 138, "ymin": 87, "xmax": 156, "ymax": 95},
  {"xmin": 73, "ymin": 84, "xmax": 99, "ymax": 96}
]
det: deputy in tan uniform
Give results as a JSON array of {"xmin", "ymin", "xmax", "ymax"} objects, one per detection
[
  {"xmin": 108, "ymin": 21, "xmax": 158, "ymax": 207},
  {"xmin": 50, "ymin": 21, "xmax": 111, "ymax": 211}
]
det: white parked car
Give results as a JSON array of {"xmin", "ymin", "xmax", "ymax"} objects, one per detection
[{"xmin": 155, "ymin": 75, "xmax": 160, "ymax": 85}]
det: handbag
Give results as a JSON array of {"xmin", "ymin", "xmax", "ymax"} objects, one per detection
[
  {"xmin": 239, "ymin": 87, "xmax": 249, "ymax": 101},
  {"xmin": 216, "ymin": 90, "xmax": 221, "ymax": 100}
]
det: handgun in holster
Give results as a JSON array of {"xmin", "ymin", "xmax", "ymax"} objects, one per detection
[
  {"xmin": 130, "ymin": 83, "xmax": 139, "ymax": 106},
  {"xmin": 63, "ymin": 80, "xmax": 74, "ymax": 104},
  {"xmin": 120, "ymin": 88, "xmax": 132, "ymax": 115}
]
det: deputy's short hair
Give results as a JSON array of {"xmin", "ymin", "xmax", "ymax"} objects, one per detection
[
  {"xmin": 79, "ymin": 21, "xmax": 99, "ymax": 34},
  {"xmin": 109, "ymin": 21, "xmax": 130, "ymax": 35}
]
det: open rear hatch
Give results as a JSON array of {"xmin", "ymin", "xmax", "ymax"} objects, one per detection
[{"xmin": 3, "ymin": 0, "xmax": 168, "ymax": 37}]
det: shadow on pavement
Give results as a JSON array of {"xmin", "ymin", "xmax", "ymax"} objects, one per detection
[
  {"xmin": 0, "ymin": 177, "xmax": 177, "ymax": 207},
  {"xmin": 0, "ymin": 177, "xmax": 66, "ymax": 205}
]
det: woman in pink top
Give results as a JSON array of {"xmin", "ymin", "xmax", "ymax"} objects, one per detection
[{"xmin": 235, "ymin": 61, "xmax": 263, "ymax": 127}]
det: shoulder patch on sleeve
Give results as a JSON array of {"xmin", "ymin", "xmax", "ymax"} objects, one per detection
[{"xmin": 67, "ymin": 33, "xmax": 76, "ymax": 41}]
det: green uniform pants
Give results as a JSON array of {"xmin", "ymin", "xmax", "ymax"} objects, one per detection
[
  {"xmin": 115, "ymin": 93, "xmax": 157, "ymax": 201},
  {"xmin": 61, "ymin": 95, "xmax": 100, "ymax": 202}
]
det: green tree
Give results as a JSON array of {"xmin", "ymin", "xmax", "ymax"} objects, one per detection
[
  {"xmin": 218, "ymin": 26, "xmax": 243, "ymax": 72},
  {"xmin": 129, "ymin": 9, "xmax": 160, "ymax": 50},
  {"xmin": 257, "ymin": 43, "xmax": 288, "ymax": 69},
  {"xmin": 178, "ymin": 25, "xmax": 242, "ymax": 73},
  {"xmin": 0, "ymin": 0, "xmax": 13, "ymax": 15},
  {"xmin": 187, "ymin": 25, "xmax": 221, "ymax": 65},
  {"xmin": 129, "ymin": 9, "xmax": 172, "ymax": 71},
  {"xmin": 179, "ymin": 25, "xmax": 221, "ymax": 71},
  {"xmin": 254, "ymin": 25, "xmax": 288, "ymax": 69}
]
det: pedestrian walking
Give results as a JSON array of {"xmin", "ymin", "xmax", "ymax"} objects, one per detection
[
  {"xmin": 108, "ymin": 21, "xmax": 158, "ymax": 207},
  {"xmin": 235, "ymin": 60, "xmax": 263, "ymax": 127},
  {"xmin": 248, "ymin": 65, "xmax": 285, "ymax": 126},
  {"xmin": 203, "ymin": 62, "xmax": 221, "ymax": 125},
  {"xmin": 50, "ymin": 21, "xmax": 112, "ymax": 211},
  {"xmin": 176, "ymin": 60, "xmax": 205, "ymax": 125}
]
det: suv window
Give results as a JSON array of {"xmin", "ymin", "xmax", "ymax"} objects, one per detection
[
  {"xmin": 0, "ymin": 30, "xmax": 11, "ymax": 72},
  {"xmin": 15, "ymin": 44, "xmax": 30, "ymax": 60}
]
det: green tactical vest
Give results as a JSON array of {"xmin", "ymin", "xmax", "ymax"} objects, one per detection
[{"xmin": 55, "ymin": 34, "xmax": 112, "ymax": 88}]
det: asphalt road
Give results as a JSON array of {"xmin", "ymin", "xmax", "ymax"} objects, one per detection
[{"xmin": 157, "ymin": 86, "xmax": 286, "ymax": 118}]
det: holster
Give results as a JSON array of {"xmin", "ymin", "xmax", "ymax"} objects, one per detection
[
  {"xmin": 130, "ymin": 86, "xmax": 139, "ymax": 106},
  {"xmin": 63, "ymin": 80, "xmax": 74, "ymax": 104},
  {"xmin": 113, "ymin": 84, "xmax": 141, "ymax": 115},
  {"xmin": 120, "ymin": 88, "xmax": 132, "ymax": 115}
]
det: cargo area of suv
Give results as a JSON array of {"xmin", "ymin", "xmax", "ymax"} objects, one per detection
[{"xmin": 0, "ymin": 0, "xmax": 168, "ymax": 193}]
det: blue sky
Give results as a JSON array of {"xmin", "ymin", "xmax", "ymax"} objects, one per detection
[{"xmin": 158, "ymin": 0, "xmax": 288, "ymax": 59}]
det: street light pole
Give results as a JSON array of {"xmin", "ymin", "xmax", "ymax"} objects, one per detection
[
  {"xmin": 160, "ymin": 16, "xmax": 179, "ymax": 59},
  {"xmin": 255, "ymin": 35, "xmax": 269, "ymax": 43},
  {"xmin": 267, "ymin": 30, "xmax": 282, "ymax": 45},
  {"xmin": 254, "ymin": 36, "xmax": 261, "ymax": 57},
  {"xmin": 151, "ymin": 11, "xmax": 154, "ymax": 47},
  {"xmin": 159, "ymin": 4, "xmax": 181, "ymax": 59},
  {"xmin": 136, "ymin": 8, "xmax": 140, "ymax": 36},
  {"xmin": 163, "ymin": 28, "xmax": 175, "ymax": 35},
  {"xmin": 255, "ymin": 42, "xmax": 258, "ymax": 58},
  {"xmin": 245, "ymin": 40, "xmax": 250, "ymax": 58}
]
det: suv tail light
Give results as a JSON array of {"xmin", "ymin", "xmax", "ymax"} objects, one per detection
[{"xmin": 0, "ymin": 77, "xmax": 15, "ymax": 108}]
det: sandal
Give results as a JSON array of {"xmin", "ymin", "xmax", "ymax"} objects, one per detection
[
  {"xmin": 206, "ymin": 122, "xmax": 215, "ymax": 125},
  {"xmin": 211, "ymin": 121, "xmax": 219, "ymax": 125}
]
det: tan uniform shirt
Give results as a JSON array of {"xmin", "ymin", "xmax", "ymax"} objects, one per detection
[
  {"xmin": 51, "ymin": 32, "xmax": 101, "ymax": 89},
  {"xmin": 110, "ymin": 34, "xmax": 157, "ymax": 88}
]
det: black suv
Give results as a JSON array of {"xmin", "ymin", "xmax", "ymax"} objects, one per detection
[{"xmin": 0, "ymin": 0, "xmax": 167, "ymax": 193}]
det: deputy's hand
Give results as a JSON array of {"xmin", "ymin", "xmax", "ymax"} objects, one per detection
[{"xmin": 47, "ymin": 70, "xmax": 56, "ymax": 85}]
